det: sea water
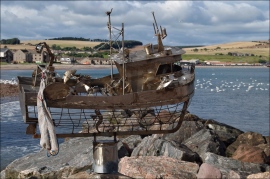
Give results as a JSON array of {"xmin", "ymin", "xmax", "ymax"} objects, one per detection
[{"xmin": 0, "ymin": 67, "xmax": 269, "ymax": 170}]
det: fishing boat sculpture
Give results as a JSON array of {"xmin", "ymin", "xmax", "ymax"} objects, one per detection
[{"xmin": 17, "ymin": 11, "xmax": 195, "ymax": 142}]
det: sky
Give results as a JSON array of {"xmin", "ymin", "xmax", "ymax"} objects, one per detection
[{"xmin": 1, "ymin": 1, "xmax": 269, "ymax": 46}]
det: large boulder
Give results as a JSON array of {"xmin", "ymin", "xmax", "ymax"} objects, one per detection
[
  {"xmin": 232, "ymin": 144, "xmax": 269, "ymax": 164},
  {"xmin": 205, "ymin": 121, "xmax": 243, "ymax": 147},
  {"xmin": 162, "ymin": 120, "xmax": 204, "ymax": 144},
  {"xmin": 3, "ymin": 136, "xmax": 131, "ymax": 179},
  {"xmin": 197, "ymin": 163, "xmax": 222, "ymax": 179},
  {"xmin": 202, "ymin": 152, "xmax": 268, "ymax": 178},
  {"xmin": 265, "ymin": 136, "xmax": 270, "ymax": 144},
  {"xmin": 182, "ymin": 128, "xmax": 226, "ymax": 159},
  {"xmin": 257, "ymin": 144, "xmax": 270, "ymax": 158},
  {"xmin": 131, "ymin": 136, "xmax": 201, "ymax": 163},
  {"xmin": 118, "ymin": 156, "xmax": 199, "ymax": 179},
  {"xmin": 68, "ymin": 171, "xmax": 133, "ymax": 179},
  {"xmin": 162, "ymin": 116, "xmax": 243, "ymax": 148},
  {"xmin": 247, "ymin": 172, "xmax": 270, "ymax": 179},
  {"xmin": 226, "ymin": 131, "xmax": 266, "ymax": 157},
  {"xmin": 118, "ymin": 135, "xmax": 142, "ymax": 157},
  {"xmin": 4, "ymin": 137, "xmax": 95, "ymax": 178},
  {"xmin": 151, "ymin": 113, "xmax": 204, "ymax": 138},
  {"xmin": 258, "ymin": 136, "xmax": 270, "ymax": 157}
]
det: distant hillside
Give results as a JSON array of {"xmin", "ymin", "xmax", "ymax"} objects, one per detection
[
  {"xmin": 6, "ymin": 39, "xmax": 143, "ymax": 50},
  {"xmin": 177, "ymin": 45, "xmax": 205, "ymax": 48},
  {"xmin": 48, "ymin": 37, "xmax": 90, "ymax": 41},
  {"xmin": 5, "ymin": 40, "xmax": 102, "ymax": 50},
  {"xmin": 183, "ymin": 41, "xmax": 269, "ymax": 57}
]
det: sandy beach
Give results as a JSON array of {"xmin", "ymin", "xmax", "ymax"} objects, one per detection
[{"xmin": 0, "ymin": 64, "xmax": 266, "ymax": 70}]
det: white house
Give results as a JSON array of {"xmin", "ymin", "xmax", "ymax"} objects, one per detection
[
  {"xmin": 0, "ymin": 48, "xmax": 13, "ymax": 63},
  {"xmin": 60, "ymin": 57, "xmax": 72, "ymax": 64}
]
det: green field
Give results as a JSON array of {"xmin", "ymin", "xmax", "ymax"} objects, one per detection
[
  {"xmin": 5, "ymin": 40, "xmax": 101, "ymax": 50},
  {"xmin": 182, "ymin": 54, "xmax": 269, "ymax": 64}
]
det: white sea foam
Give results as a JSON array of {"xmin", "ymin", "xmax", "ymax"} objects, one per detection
[
  {"xmin": 0, "ymin": 78, "xmax": 18, "ymax": 85},
  {"xmin": 1, "ymin": 145, "xmax": 40, "ymax": 155},
  {"xmin": 0, "ymin": 101, "xmax": 21, "ymax": 122}
]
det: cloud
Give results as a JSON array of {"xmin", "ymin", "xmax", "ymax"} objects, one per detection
[{"xmin": 1, "ymin": 1, "xmax": 269, "ymax": 46}]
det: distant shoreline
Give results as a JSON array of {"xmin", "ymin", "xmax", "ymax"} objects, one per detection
[
  {"xmin": 0, "ymin": 64, "xmax": 112, "ymax": 70},
  {"xmin": 0, "ymin": 64, "xmax": 267, "ymax": 70}
]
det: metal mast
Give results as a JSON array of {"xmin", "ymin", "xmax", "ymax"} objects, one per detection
[
  {"xmin": 122, "ymin": 23, "xmax": 125, "ymax": 95},
  {"xmin": 106, "ymin": 8, "xmax": 113, "ymax": 79}
]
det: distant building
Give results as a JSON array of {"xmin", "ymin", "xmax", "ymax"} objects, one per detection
[
  {"xmin": 77, "ymin": 57, "xmax": 110, "ymax": 65},
  {"xmin": 0, "ymin": 48, "xmax": 13, "ymax": 63},
  {"xmin": 60, "ymin": 57, "xmax": 78, "ymax": 64},
  {"xmin": 204, "ymin": 61, "xmax": 225, "ymax": 66},
  {"xmin": 28, "ymin": 49, "xmax": 43, "ymax": 63},
  {"xmin": 91, "ymin": 58, "xmax": 110, "ymax": 65},
  {"xmin": 13, "ymin": 49, "xmax": 32, "ymax": 63},
  {"xmin": 189, "ymin": 59, "xmax": 200, "ymax": 64},
  {"xmin": 181, "ymin": 59, "xmax": 200, "ymax": 64},
  {"xmin": 60, "ymin": 57, "xmax": 73, "ymax": 64},
  {"xmin": 78, "ymin": 57, "xmax": 92, "ymax": 65}
]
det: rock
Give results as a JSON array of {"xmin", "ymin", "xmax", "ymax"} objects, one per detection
[
  {"xmin": 3, "ymin": 136, "xmax": 128, "ymax": 179},
  {"xmin": 257, "ymin": 143, "xmax": 270, "ymax": 157},
  {"xmin": 151, "ymin": 113, "xmax": 203, "ymax": 139},
  {"xmin": 0, "ymin": 83, "xmax": 18, "ymax": 97},
  {"xmin": 0, "ymin": 171, "xmax": 5, "ymax": 179},
  {"xmin": 226, "ymin": 131, "xmax": 266, "ymax": 157},
  {"xmin": 259, "ymin": 136, "xmax": 270, "ymax": 157},
  {"xmin": 2, "ymin": 111, "xmax": 268, "ymax": 179},
  {"xmin": 118, "ymin": 135, "xmax": 142, "ymax": 157},
  {"xmin": 132, "ymin": 108, "xmax": 155, "ymax": 119},
  {"xmin": 68, "ymin": 171, "xmax": 132, "ymax": 179},
  {"xmin": 118, "ymin": 156, "xmax": 199, "ymax": 179},
  {"xmin": 4, "ymin": 137, "xmax": 94, "ymax": 178},
  {"xmin": 138, "ymin": 113, "xmax": 156, "ymax": 129},
  {"xmin": 197, "ymin": 163, "xmax": 222, "ymax": 179},
  {"xmin": 182, "ymin": 128, "xmax": 226, "ymax": 159},
  {"xmin": 202, "ymin": 152, "xmax": 268, "ymax": 178},
  {"xmin": 120, "ymin": 135, "xmax": 142, "ymax": 150},
  {"xmin": 228, "ymin": 170, "xmax": 241, "ymax": 179},
  {"xmin": 265, "ymin": 136, "xmax": 270, "ymax": 144},
  {"xmin": 257, "ymin": 144, "xmax": 270, "ymax": 165},
  {"xmin": 247, "ymin": 171, "xmax": 270, "ymax": 179},
  {"xmin": 157, "ymin": 110, "xmax": 173, "ymax": 123},
  {"xmin": 162, "ymin": 120, "xmax": 204, "ymax": 144},
  {"xmin": 183, "ymin": 113, "xmax": 202, "ymax": 121},
  {"xmin": 206, "ymin": 121, "xmax": 243, "ymax": 147},
  {"xmin": 232, "ymin": 144, "xmax": 268, "ymax": 164},
  {"xmin": 117, "ymin": 114, "xmax": 141, "ymax": 133},
  {"xmin": 131, "ymin": 136, "xmax": 201, "ymax": 163}
]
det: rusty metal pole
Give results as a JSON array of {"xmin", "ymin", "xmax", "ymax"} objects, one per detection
[
  {"xmin": 122, "ymin": 23, "xmax": 125, "ymax": 95},
  {"xmin": 152, "ymin": 12, "xmax": 159, "ymax": 34},
  {"xmin": 108, "ymin": 11, "xmax": 113, "ymax": 79}
]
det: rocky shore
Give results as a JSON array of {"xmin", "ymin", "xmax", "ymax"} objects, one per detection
[
  {"xmin": 1, "ymin": 112, "xmax": 269, "ymax": 179},
  {"xmin": 0, "ymin": 83, "xmax": 18, "ymax": 98}
]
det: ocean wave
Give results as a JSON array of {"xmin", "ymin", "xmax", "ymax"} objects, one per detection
[
  {"xmin": 0, "ymin": 78, "xmax": 18, "ymax": 85},
  {"xmin": 0, "ymin": 101, "xmax": 22, "ymax": 122},
  {"xmin": 1, "ymin": 145, "xmax": 40, "ymax": 154}
]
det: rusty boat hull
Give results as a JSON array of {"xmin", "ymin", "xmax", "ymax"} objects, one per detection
[{"xmin": 17, "ymin": 11, "xmax": 196, "ymax": 138}]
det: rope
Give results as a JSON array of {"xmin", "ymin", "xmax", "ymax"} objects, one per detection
[{"xmin": 37, "ymin": 70, "xmax": 59, "ymax": 156}]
